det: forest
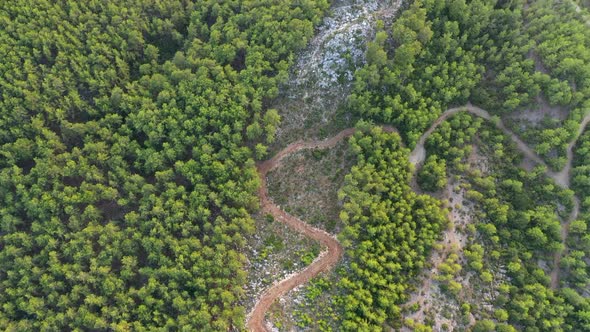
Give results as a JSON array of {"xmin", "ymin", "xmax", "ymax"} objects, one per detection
[
  {"xmin": 2, "ymin": 0, "xmax": 590, "ymax": 331},
  {"xmin": 0, "ymin": 0, "xmax": 329, "ymax": 330},
  {"xmin": 337, "ymin": 123, "xmax": 447, "ymax": 330},
  {"xmin": 338, "ymin": 0, "xmax": 590, "ymax": 330}
]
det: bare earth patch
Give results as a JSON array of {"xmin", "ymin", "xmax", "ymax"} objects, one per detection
[
  {"xmin": 242, "ymin": 212, "xmax": 320, "ymax": 315},
  {"xmin": 507, "ymin": 96, "xmax": 568, "ymax": 126},
  {"xmin": 267, "ymin": 140, "xmax": 355, "ymax": 234}
]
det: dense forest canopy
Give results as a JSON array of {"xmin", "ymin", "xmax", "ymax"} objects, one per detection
[
  {"xmin": 350, "ymin": 0, "xmax": 590, "ymax": 169},
  {"xmin": 0, "ymin": 0, "xmax": 328, "ymax": 330}
]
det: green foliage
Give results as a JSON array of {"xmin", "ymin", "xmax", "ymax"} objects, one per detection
[
  {"xmin": 348, "ymin": 0, "xmax": 483, "ymax": 147},
  {"xmin": 299, "ymin": 244, "xmax": 321, "ymax": 266},
  {"xmin": 418, "ymin": 155, "xmax": 447, "ymax": 192},
  {"xmin": 420, "ymin": 115, "xmax": 581, "ymax": 329},
  {"xmin": 0, "ymin": 0, "xmax": 329, "ymax": 329},
  {"xmin": 342, "ymin": 0, "xmax": 590, "ymax": 329},
  {"xmin": 504, "ymin": 0, "xmax": 590, "ymax": 169},
  {"xmin": 573, "ymin": 130, "xmax": 590, "ymax": 197},
  {"xmin": 465, "ymin": 125, "xmax": 577, "ymax": 330},
  {"xmin": 336, "ymin": 125, "xmax": 447, "ymax": 330},
  {"xmin": 472, "ymin": 319, "xmax": 496, "ymax": 332},
  {"xmin": 569, "ymin": 128, "xmax": 590, "ymax": 292},
  {"xmin": 436, "ymin": 253, "xmax": 462, "ymax": 297},
  {"xmin": 465, "ymin": 244, "xmax": 485, "ymax": 272},
  {"xmin": 263, "ymin": 109, "xmax": 281, "ymax": 144},
  {"xmin": 352, "ymin": 0, "xmax": 590, "ymax": 170}
]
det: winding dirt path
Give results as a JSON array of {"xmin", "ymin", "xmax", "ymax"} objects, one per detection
[
  {"xmin": 246, "ymin": 105, "xmax": 590, "ymax": 331},
  {"xmin": 246, "ymin": 126, "xmax": 397, "ymax": 332},
  {"xmin": 409, "ymin": 103, "xmax": 546, "ymax": 168}
]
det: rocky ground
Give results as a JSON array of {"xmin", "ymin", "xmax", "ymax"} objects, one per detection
[
  {"xmin": 270, "ymin": 0, "xmax": 402, "ymax": 151},
  {"xmin": 242, "ymin": 211, "xmax": 320, "ymax": 315}
]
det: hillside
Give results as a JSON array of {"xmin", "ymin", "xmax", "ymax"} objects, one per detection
[{"xmin": 1, "ymin": 0, "xmax": 590, "ymax": 331}]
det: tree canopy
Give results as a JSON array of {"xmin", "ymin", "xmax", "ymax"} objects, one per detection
[{"xmin": 0, "ymin": 0, "xmax": 329, "ymax": 330}]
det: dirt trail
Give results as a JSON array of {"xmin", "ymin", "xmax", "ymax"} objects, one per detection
[
  {"xmin": 247, "ymin": 126, "xmax": 396, "ymax": 332},
  {"xmin": 409, "ymin": 104, "xmax": 546, "ymax": 168},
  {"xmin": 246, "ymin": 165, "xmax": 343, "ymax": 332},
  {"xmin": 247, "ymin": 105, "xmax": 589, "ymax": 331},
  {"xmin": 549, "ymin": 112, "xmax": 590, "ymax": 288}
]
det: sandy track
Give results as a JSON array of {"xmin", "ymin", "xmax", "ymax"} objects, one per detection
[{"xmin": 246, "ymin": 105, "xmax": 590, "ymax": 331}]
